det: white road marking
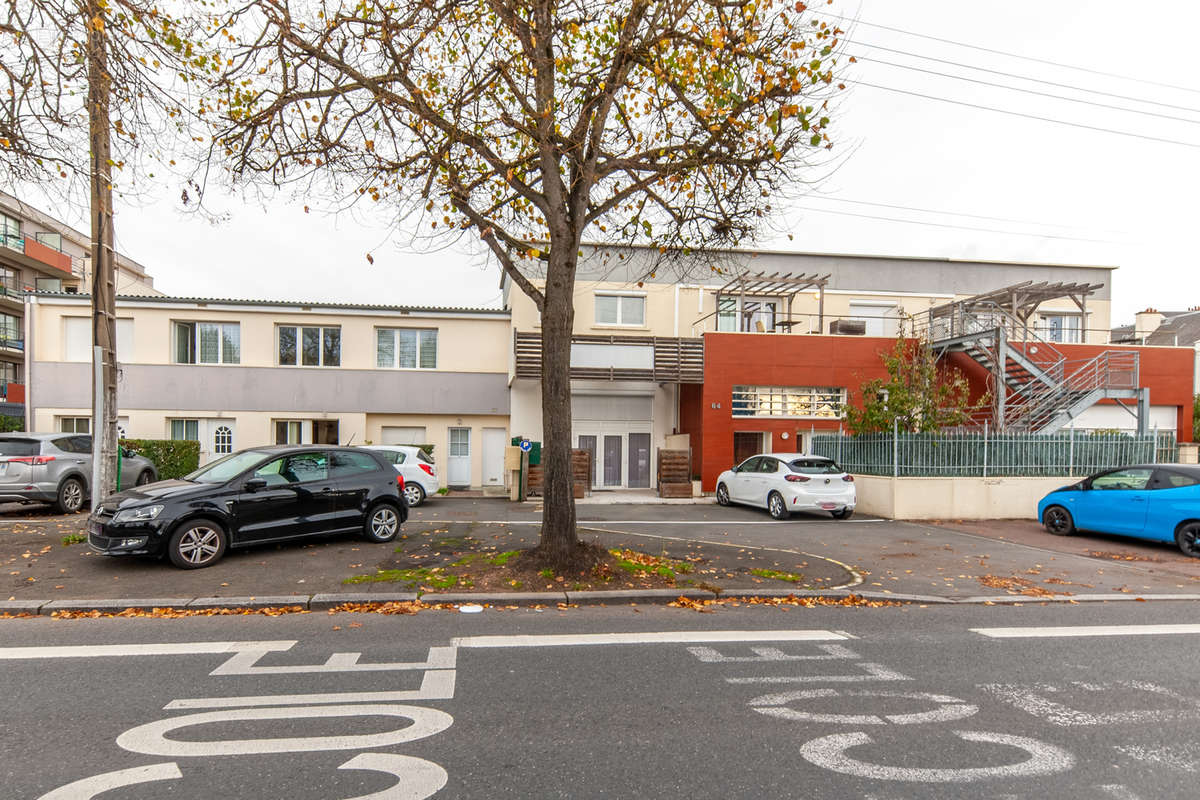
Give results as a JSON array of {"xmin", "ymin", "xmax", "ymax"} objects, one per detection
[
  {"xmin": 427, "ymin": 519, "xmax": 886, "ymax": 525},
  {"xmin": 973, "ymin": 624, "xmax": 1200, "ymax": 638},
  {"xmin": 116, "ymin": 705, "xmax": 454, "ymax": 756},
  {"xmin": 338, "ymin": 753, "xmax": 449, "ymax": 800},
  {"xmin": 1098, "ymin": 786, "xmax": 1144, "ymax": 800},
  {"xmin": 1114, "ymin": 744, "xmax": 1200, "ymax": 773},
  {"xmin": 451, "ymin": 630, "xmax": 846, "ymax": 648},
  {"xmin": 0, "ymin": 641, "xmax": 296, "ymax": 660},
  {"xmin": 209, "ymin": 645, "xmax": 456, "ymax": 675},
  {"xmin": 799, "ymin": 730, "xmax": 1076, "ymax": 782},
  {"xmin": 726, "ymin": 662, "xmax": 911, "ymax": 684},
  {"xmin": 165, "ymin": 670, "xmax": 457, "ymax": 709},
  {"xmin": 749, "ymin": 689, "xmax": 977, "ymax": 725},
  {"xmin": 37, "ymin": 764, "xmax": 181, "ymax": 800},
  {"xmin": 688, "ymin": 643, "xmax": 859, "ymax": 663},
  {"xmin": 982, "ymin": 681, "xmax": 1200, "ymax": 726}
]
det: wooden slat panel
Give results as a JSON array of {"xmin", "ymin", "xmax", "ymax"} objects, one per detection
[{"xmin": 514, "ymin": 331, "xmax": 704, "ymax": 383}]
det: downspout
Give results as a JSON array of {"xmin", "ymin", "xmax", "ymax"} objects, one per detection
[{"xmin": 23, "ymin": 294, "xmax": 34, "ymax": 432}]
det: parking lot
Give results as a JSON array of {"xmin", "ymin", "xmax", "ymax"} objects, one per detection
[{"xmin": 4, "ymin": 498, "xmax": 1200, "ymax": 603}]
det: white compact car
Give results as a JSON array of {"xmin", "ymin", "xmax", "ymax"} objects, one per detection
[
  {"xmin": 360, "ymin": 445, "xmax": 439, "ymax": 506},
  {"xmin": 715, "ymin": 453, "xmax": 855, "ymax": 520}
]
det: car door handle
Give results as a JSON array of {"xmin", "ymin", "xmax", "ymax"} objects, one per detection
[{"xmin": 321, "ymin": 487, "xmax": 334, "ymax": 493}]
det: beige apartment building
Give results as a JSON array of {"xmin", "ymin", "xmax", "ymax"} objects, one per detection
[
  {"xmin": 1, "ymin": 190, "xmax": 159, "ymax": 402},
  {"xmin": 26, "ymin": 294, "xmax": 512, "ymax": 488}
]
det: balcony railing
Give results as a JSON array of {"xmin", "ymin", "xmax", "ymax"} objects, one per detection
[
  {"xmin": 515, "ymin": 331, "xmax": 704, "ymax": 383},
  {"xmin": 1, "ymin": 232, "xmax": 78, "ymax": 276},
  {"xmin": 0, "ymin": 336, "xmax": 24, "ymax": 352}
]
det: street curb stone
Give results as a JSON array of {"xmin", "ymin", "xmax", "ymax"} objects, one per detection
[
  {"xmin": 187, "ymin": 595, "xmax": 309, "ymax": 609},
  {"xmin": 41, "ymin": 598, "xmax": 194, "ymax": 613},
  {"xmin": 0, "ymin": 599, "xmax": 46, "ymax": 614},
  {"xmin": 424, "ymin": 592, "xmax": 569, "ymax": 606},
  {"xmin": 565, "ymin": 588, "xmax": 714, "ymax": 605},
  {"xmin": 310, "ymin": 592, "xmax": 418, "ymax": 610}
]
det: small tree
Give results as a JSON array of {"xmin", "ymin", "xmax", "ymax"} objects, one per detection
[{"xmin": 846, "ymin": 328, "xmax": 987, "ymax": 434}]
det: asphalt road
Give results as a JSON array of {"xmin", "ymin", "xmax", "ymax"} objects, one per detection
[{"xmin": 4, "ymin": 601, "xmax": 1200, "ymax": 799}]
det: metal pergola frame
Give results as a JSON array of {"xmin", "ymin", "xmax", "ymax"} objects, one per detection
[
  {"xmin": 693, "ymin": 271, "xmax": 831, "ymax": 333},
  {"xmin": 928, "ymin": 279, "xmax": 1105, "ymax": 338}
]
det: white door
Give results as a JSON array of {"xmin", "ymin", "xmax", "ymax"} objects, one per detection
[
  {"xmin": 448, "ymin": 427, "xmax": 471, "ymax": 487},
  {"xmin": 208, "ymin": 420, "xmax": 236, "ymax": 461},
  {"xmin": 482, "ymin": 427, "xmax": 506, "ymax": 486}
]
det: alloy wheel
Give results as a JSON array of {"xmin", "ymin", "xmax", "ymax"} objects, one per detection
[
  {"xmin": 61, "ymin": 481, "xmax": 83, "ymax": 512},
  {"xmin": 178, "ymin": 526, "xmax": 221, "ymax": 565},
  {"xmin": 1178, "ymin": 524, "xmax": 1200, "ymax": 558},
  {"xmin": 403, "ymin": 484, "xmax": 424, "ymax": 507},
  {"xmin": 716, "ymin": 484, "xmax": 729, "ymax": 506},
  {"xmin": 371, "ymin": 506, "xmax": 399, "ymax": 538},
  {"xmin": 769, "ymin": 493, "xmax": 786, "ymax": 519}
]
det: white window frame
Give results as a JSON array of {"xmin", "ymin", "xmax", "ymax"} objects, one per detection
[
  {"xmin": 58, "ymin": 416, "xmax": 90, "ymax": 434},
  {"xmin": 716, "ymin": 297, "xmax": 779, "ymax": 332},
  {"xmin": 1040, "ymin": 313, "xmax": 1083, "ymax": 344},
  {"xmin": 376, "ymin": 327, "xmax": 438, "ymax": 369},
  {"xmin": 276, "ymin": 325, "xmax": 341, "ymax": 367},
  {"xmin": 170, "ymin": 419, "xmax": 200, "ymax": 441},
  {"xmin": 212, "ymin": 423, "xmax": 234, "ymax": 455},
  {"xmin": 173, "ymin": 321, "xmax": 241, "ymax": 365},
  {"xmin": 594, "ymin": 292, "xmax": 647, "ymax": 327},
  {"xmin": 731, "ymin": 385, "xmax": 846, "ymax": 419}
]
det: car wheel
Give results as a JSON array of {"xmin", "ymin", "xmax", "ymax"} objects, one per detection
[
  {"xmin": 364, "ymin": 503, "xmax": 401, "ymax": 543},
  {"xmin": 1175, "ymin": 522, "xmax": 1200, "ymax": 558},
  {"xmin": 403, "ymin": 483, "xmax": 426, "ymax": 507},
  {"xmin": 832, "ymin": 508, "xmax": 854, "ymax": 520},
  {"xmin": 54, "ymin": 477, "xmax": 86, "ymax": 514},
  {"xmin": 167, "ymin": 519, "xmax": 227, "ymax": 569},
  {"xmin": 135, "ymin": 470, "xmax": 154, "ymax": 487},
  {"xmin": 1043, "ymin": 505, "xmax": 1075, "ymax": 536},
  {"xmin": 768, "ymin": 491, "xmax": 789, "ymax": 520},
  {"xmin": 716, "ymin": 483, "xmax": 730, "ymax": 506}
]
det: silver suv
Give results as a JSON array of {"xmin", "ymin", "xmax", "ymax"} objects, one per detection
[{"xmin": 0, "ymin": 434, "xmax": 158, "ymax": 513}]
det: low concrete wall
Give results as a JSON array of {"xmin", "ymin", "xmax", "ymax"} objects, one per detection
[{"xmin": 853, "ymin": 475, "xmax": 1074, "ymax": 520}]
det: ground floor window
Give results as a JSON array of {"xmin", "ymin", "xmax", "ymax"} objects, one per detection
[
  {"xmin": 59, "ymin": 417, "xmax": 90, "ymax": 434},
  {"xmin": 170, "ymin": 419, "xmax": 199, "ymax": 441},
  {"xmin": 275, "ymin": 420, "xmax": 303, "ymax": 445}
]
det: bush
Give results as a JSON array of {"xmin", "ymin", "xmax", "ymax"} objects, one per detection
[
  {"xmin": 0, "ymin": 414, "xmax": 23, "ymax": 432},
  {"xmin": 120, "ymin": 438, "xmax": 201, "ymax": 480}
]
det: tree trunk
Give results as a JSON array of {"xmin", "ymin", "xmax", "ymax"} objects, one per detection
[
  {"xmin": 88, "ymin": 0, "xmax": 118, "ymax": 506},
  {"xmin": 535, "ymin": 246, "xmax": 579, "ymax": 565}
]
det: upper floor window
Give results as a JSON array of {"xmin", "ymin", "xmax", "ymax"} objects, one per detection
[
  {"xmin": 1041, "ymin": 314, "xmax": 1082, "ymax": 344},
  {"xmin": 0, "ymin": 313, "xmax": 19, "ymax": 341},
  {"xmin": 595, "ymin": 293, "xmax": 645, "ymax": 326},
  {"xmin": 0, "ymin": 212, "xmax": 19, "ymax": 248},
  {"xmin": 278, "ymin": 325, "xmax": 340, "ymax": 367},
  {"xmin": 174, "ymin": 321, "xmax": 240, "ymax": 364},
  {"xmin": 62, "ymin": 317, "xmax": 134, "ymax": 362},
  {"xmin": 377, "ymin": 328, "xmax": 437, "ymax": 369},
  {"xmin": 34, "ymin": 232, "xmax": 62, "ymax": 252},
  {"xmin": 732, "ymin": 385, "xmax": 845, "ymax": 418},
  {"xmin": 36, "ymin": 277, "xmax": 61, "ymax": 292},
  {"xmin": 717, "ymin": 298, "xmax": 777, "ymax": 332}
]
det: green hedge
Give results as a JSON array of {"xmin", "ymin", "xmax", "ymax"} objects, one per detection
[
  {"xmin": 0, "ymin": 414, "xmax": 23, "ymax": 432},
  {"xmin": 415, "ymin": 443, "xmax": 434, "ymax": 457},
  {"xmin": 120, "ymin": 438, "xmax": 201, "ymax": 481}
]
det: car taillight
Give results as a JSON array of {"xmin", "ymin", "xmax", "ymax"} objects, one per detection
[
  {"xmin": 5, "ymin": 456, "xmax": 55, "ymax": 465},
  {"xmin": 419, "ymin": 463, "xmax": 435, "ymax": 477},
  {"xmin": 396, "ymin": 474, "xmax": 406, "ymax": 489},
  {"xmin": 842, "ymin": 475, "xmax": 854, "ymax": 482},
  {"xmin": 785, "ymin": 474, "xmax": 810, "ymax": 482}
]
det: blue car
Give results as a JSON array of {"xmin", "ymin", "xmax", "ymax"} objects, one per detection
[{"xmin": 1037, "ymin": 464, "xmax": 1200, "ymax": 557}]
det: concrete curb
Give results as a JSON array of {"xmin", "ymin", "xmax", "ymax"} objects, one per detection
[{"xmin": 7, "ymin": 589, "xmax": 1200, "ymax": 616}]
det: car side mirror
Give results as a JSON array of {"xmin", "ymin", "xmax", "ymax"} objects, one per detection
[
  {"xmin": 732, "ymin": 466, "xmax": 740, "ymax": 473},
  {"xmin": 1077, "ymin": 481, "xmax": 1090, "ymax": 491},
  {"xmin": 244, "ymin": 477, "xmax": 268, "ymax": 492}
]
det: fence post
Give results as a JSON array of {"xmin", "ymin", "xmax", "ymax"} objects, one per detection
[
  {"xmin": 837, "ymin": 425, "xmax": 843, "ymax": 466},
  {"xmin": 983, "ymin": 421, "xmax": 989, "ymax": 478},
  {"xmin": 893, "ymin": 417, "xmax": 899, "ymax": 478},
  {"xmin": 1068, "ymin": 425, "xmax": 1075, "ymax": 476}
]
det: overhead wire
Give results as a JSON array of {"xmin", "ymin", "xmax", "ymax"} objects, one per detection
[
  {"xmin": 791, "ymin": 205, "xmax": 1123, "ymax": 243},
  {"xmin": 806, "ymin": 195, "xmax": 1116, "ymax": 233},
  {"xmin": 828, "ymin": 14, "xmax": 1200, "ymax": 96}
]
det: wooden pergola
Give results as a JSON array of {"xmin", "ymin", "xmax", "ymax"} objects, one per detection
[
  {"xmin": 928, "ymin": 279, "xmax": 1104, "ymax": 340},
  {"xmin": 694, "ymin": 271, "xmax": 831, "ymax": 333}
]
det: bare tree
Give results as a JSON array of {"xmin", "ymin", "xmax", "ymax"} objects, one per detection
[
  {"xmin": 212, "ymin": 0, "xmax": 845, "ymax": 567},
  {"xmin": 1, "ymin": 0, "xmax": 207, "ymax": 504}
]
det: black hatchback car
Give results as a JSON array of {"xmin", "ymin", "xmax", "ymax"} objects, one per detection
[{"xmin": 87, "ymin": 446, "xmax": 406, "ymax": 569}]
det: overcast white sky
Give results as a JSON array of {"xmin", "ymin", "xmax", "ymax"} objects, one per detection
[{"xmin": 23, "ymin": 0, "xmax": 1200, "ymax": 326}]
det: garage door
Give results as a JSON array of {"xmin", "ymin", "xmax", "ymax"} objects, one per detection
[{"xmin": 381, "ymin": 426, "xmax": 427, "ymax": 445}]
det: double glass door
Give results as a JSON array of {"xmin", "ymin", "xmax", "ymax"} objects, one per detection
[{"xmin": 577, "ymin": 430, "xmax": 651, "ymax": 489}]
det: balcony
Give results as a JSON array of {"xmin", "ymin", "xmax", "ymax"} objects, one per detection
[
  {"xmin": 515, "ymin": 331, "xmax": 704, "ymax": 383},
  {"xmin": 1, "ymin": 232, "xmax": 75, "ymax": 276},
  {"xmin": 0, "ymin": 336, "xmax": 24, "ymax": 353}
]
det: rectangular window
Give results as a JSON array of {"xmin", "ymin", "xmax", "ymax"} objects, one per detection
[
  {"xmin": 716, "ymin": 298, "xmax": 777, "ymax": 332},
  {"xmin": 63, "ymin": 317, "xmax": 90, "ymax": 362},
  {"xmin": 34, "ymin": 232, "xmax": 62, "ymax": 252},
  {"xmin": 731, "ymin": 385, "xmax": 846, "ymax": 418},
  {"xmin": 1042, "ymin": 314, "xmax": 1082, "ymax": 344},
  {"xmin": 278, "ymin": 325, "xmax": 340, "ymax": 366},
  {"xmin": 0, "ymin": 313, "xmax": 19, "ymax": 342},
  {"xmin": 59, "ymin": 417, "xmax": 90, "ymax": 434},
  {"xmin": 36, "ymin": 277, "xmax": 62, "ymax": 292},
  {"xmin": 594, "ymin": 294, "xmax": 645, "ymax": 326},
  {"xmin": 170, "ymin": 419, "xmax": 199, "ymax": 441},
  {"xmin": 173, "ymin": 321, "xmax": 241, "ymax": 364},
  {"xmin": 275, "ymin": 420, "xmax": 303, "ymax": 444},
  {"xmin": 376, "ymin": 328, "xmax": 438, "ymax": 369},
  {"xmin": 0, "ymin": 212, "xmax": 19, "ymax": 249}
]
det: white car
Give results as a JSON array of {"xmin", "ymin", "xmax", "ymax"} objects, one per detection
[
  {"xmin": 715, "ymin": 453, "xmax": 855, "ymax": 520},
  {"xmin": 360, "ymin": 445, "xmax": 439, "ymax": 506}
]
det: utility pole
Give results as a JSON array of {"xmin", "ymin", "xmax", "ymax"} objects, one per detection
[{"xmin": 87, "ymin": 0, "xmax": 118, "ymax": 508}]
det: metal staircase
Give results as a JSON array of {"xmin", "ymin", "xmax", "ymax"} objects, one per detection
[{"xmin": 921, "ymin": 300, "xmax": 1147, "ymax": 435}]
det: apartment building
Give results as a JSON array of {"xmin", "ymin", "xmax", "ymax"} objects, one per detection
[
  {"xmin": 505, "ymin": 244, "xmax": 1129, "ymax": 490},
  {"xmin": 26, "ymin": 294, "xmax": 511, "ymax": 488},
  {"xmin": 1, "ymin": 190, "xmax": 159, "ymax": 404}
]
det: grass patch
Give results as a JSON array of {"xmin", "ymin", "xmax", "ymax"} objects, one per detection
[
  {"xmin": 61, "ymin": 533, "xmax": 87, "ymax": 546},
  {"xmin": 344, "ymin": 568, "xmax": 460, "ymax": 590},
  {"xmin": 608, "ymin": 549, "xmax": 692, "ymax": 581},
  {"xmin": 538, "ymin": 568, "xmax": 555, "ymax": 580},
  {"xmin": 488, "ymin": 550, "xmax": 519, "ymax": 566},
  {"xmin": 750, "ymin": 568, "xmax": 806, "ymax": 583}
]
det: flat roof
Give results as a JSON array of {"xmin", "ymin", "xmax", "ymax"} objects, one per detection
[{"xmin": 31, "ymin": 291, "xmax": 510, "ymax": 317}]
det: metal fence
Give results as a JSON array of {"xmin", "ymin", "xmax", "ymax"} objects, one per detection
[{"xmin": 811, "ymin": 426, "xmax": 1178, "ymax": 478}]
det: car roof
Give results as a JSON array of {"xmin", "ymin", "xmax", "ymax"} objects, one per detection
[
  {"xmin": 360, "ymin": 444, "xmax": 421, "ymax": 450},
  {"xmin": 1102, "ymin": 464, "xmax": 1200, "ymax": 474},
  {"xmin": 754, "ymin": 453, "xmax": 833, "ymax": 461},
  {"xmin": 0, "ymin": 432, "xmax": 77, "ymax": 440}
]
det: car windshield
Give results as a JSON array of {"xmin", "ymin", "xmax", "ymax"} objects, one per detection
[
  {"xmin": 0, "ymin": 439, "xmax": 41, "ymax": 456},
  {"xmin": 185, "ymin": 450, "xmax": 271, "ymax": 483},
  {"xmin": 788, "ymin": 458, "xmax": 841, "ymax": 474}
]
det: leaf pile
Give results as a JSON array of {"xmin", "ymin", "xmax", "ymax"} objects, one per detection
[
  {"xmin": 668, "ymin": 593, "xmax": 901, "ymax": 612},
  {"xmin": 49, "ymin": 605, "xmax": 308, "ymax": 619}
]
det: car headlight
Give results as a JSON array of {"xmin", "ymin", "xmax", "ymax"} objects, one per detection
[{"xmin": 112, "ymin": 505, "xmax": 164, "ymax": 523}]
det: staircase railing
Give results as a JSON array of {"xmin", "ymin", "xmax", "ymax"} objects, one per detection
[
  {"xmin": 921, "ymin": 301, "xmax": 1068, "ymax": 384},
  {"xmin": 1007, "ymin": 350, "xmax": 1140, "ymax": 432}
]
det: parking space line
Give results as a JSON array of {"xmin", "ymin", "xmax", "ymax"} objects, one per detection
[
  {"xmin": 972, "ymin": 624, "xmax": 1200, "ymax": 639},
  {"xmin": 452, "ymin": 630, "xmax": 848, "ymax": 648},
  {"xmin": 421, "ymin": 519, "xmax": 886, "ymax": 525},
  {"xmin": 0, "ymin": 641, "xmax": 297, "ymax": 660}
]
